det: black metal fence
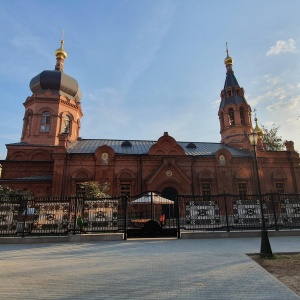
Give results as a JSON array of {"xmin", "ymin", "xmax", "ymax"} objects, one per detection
[
  {"xmin": 0, "ymin": 196, "xmax": 122, "ymax": 237},
  {"xmin": 178, "ymin": 193, "xmax": 300, "ymax": 232},
  {"xmin": 0, "ymin": 193, "xmax": 299, "ymax": 238}
]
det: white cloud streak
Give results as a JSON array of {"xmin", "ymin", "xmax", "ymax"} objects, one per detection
[
  {"xmin": 121, "ymin": 1, "xmax": 177, "ymax": 92},
  {"xmin": 81, "ymin": 88, "xmax": 131, "ymax": 138},
  {"xmin": 80, "ymin": 2, "xmax": 178, "ymax": 139},
  {"xmin": 266, "ymin": 39, "xmax": 297, "ymax": 56},
  {"xmin": 266, "ymin": 95, "xmax": 300, "ymax": 112}
]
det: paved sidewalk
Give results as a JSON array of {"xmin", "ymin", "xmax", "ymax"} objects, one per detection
[{"xmin": 0, "ymin": 236, "xmax": 299, "ymax": 299}]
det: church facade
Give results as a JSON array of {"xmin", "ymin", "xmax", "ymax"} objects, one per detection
[{"xmin": 0, "ymin": 41, "xmax": 299, "ymax": 199}]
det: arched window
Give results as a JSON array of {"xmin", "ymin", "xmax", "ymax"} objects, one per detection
[
  {"xmin": 220, "ymin": 112, "xmax": 225, "ymax": 130},
  {"xmin": 40, "ymin": 112, "xmax": 51, "ymax": 132},
  {"xmin": 228, "ymin": 108, "xmax": 235, "ymax": 126},
  {"xmin": 26, "ymin": 113, "xmax": 32, "ymax": 135},
  {"xmin": 239, "ymin": 107, "xmax": 245, "ymax": 125},
  {"xmin": 23, "ymin": 111, "xmax": 32, "ymax": 137},
  {"xmin": 62, "ymin": 115, "xmax": 70, "ymax": 133},
  {"xmin": 226, "ymin": 89, "xmax": 232, "ymax": 97}
]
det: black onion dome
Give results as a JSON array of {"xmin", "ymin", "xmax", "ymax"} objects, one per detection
[
  {"xmin": 30, "ymin": 70, "xmax": 82, "ymax": 102},
  {"xmin": 29, "ymin": 40, "xmax": 82, "ymax": 102}
]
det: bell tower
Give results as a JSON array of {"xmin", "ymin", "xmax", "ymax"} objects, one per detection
[
  {"xmin": 21, "ymin": 40, "xmax": 83, "ymax": 147},
  {"xmin": 218, "ymin": 46, "xmax": 252, "ymax": 148}
]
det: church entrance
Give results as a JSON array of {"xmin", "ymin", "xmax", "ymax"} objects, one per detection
[{"xmin": 162, "ymin": 187, "xmax": 178, "ymax": 219}]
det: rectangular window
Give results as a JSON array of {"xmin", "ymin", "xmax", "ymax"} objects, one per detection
[
  {"xmin": 62, "ymin": 116, "xmax": 70, "ymax": 133},
  {"xmin": 239, "ymin": 107, "xmax": 245, "ymax": 125},
  {"xmin": 275, "ymin": 182, "xmax": 284, "ymax": 194},
  {"xmin": 229, "ymin": 109, "xmax": 235, "ymax": 126},
  {"xmin": 45, "ymin": 117, "xmax": 50, "ymax": 132},
  {"xmin": 201, "ymin": 182, "xmax": 211, "ymax": 200},
  {"xmin": 40, "ymin": 112, "xmax": 51, "ymax": 133},
  {"xmin": 120, "ymin": 184, "xmax": 130, "ymax": 197},
  {"xmin": 76, "ymin": 183, "xmax": 86, "ymax": 197},
  {"xmin": 238, "ymin": 183, "xmax": 247, "ymax": 199}
]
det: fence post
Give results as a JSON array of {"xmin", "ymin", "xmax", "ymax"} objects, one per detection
[
  {"xmin": 72, "ymin": 197, "xmax": 78, "ymax": 235},
  {"xmin": 269, "ymin": 193, "xmax": 279, "ymax": 231},
  {"xmin": 176, "ymin": 195, "xmax": 180, "ymax": 239},
  {"xmin": 21, "ymin": 196, "xmax": 28, "ymax": 237},
  {"xmin": 123, "ymin": 196, "xmax": 128, "ymax": 240},
  {"xmin": 223, "ymin": 194, "xmax": 230, "ymax": 232}
]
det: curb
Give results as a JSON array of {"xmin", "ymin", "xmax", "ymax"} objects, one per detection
[
  {"xmin": 0, "ymin": 233, "xmax": 124, "ymax": 244},
  {"xmin": 180, "ymin": 230, "xmax": 300, "ymax": 239}
]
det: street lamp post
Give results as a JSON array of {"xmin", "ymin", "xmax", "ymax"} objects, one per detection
[{"xmin": 248, "ymin": 132, "xmax": 273, "ymax": 257}]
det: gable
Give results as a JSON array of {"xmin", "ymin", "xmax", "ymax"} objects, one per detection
[{"xmin": 148, "ymin": 132, "xmax": 185, "ymax": 155}]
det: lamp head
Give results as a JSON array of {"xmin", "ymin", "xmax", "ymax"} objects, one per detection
[{"xmin": 248, "ymin": 131, "xmax": 258, "ymax": 146}]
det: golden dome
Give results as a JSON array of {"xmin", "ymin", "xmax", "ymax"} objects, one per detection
[
  {"xmin": 253, "ymin": 117, "xmax": 264, "ymax": 139},
  {"xmin": 55, "ymin": 39, "xmax": 67, "ymax": 59},
  {"xmin": 224, "ymin": 48, "xmax": 234, "ymax": 65}
]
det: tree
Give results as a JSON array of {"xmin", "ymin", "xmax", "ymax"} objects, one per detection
[
  {"xmin": 79, "ymin": 181, "xmax": 110, "ymax": 198},
  {"xmin": 0, "ymin": 185, "xmax": 32, "ymax": 198},
  {"xmin": 261, "ymin": 124, "xmax": 284, "ymax": 151},
  {"xmin": 0, "ymin": 185, "xmax": 12, "ymax": 195}
]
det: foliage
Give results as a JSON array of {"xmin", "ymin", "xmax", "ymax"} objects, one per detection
[
  {"xmin": 0, "ymin": 185, "xmax": 32, "ymax": 197},
  {"xmin": 261, "ymin": 124, "xmax": 285, "ymax": 151},
  {"xmin": 0, "ymin": 185, "xmax": 12, "ymax": 195},
  {"xmin": 79, "ymin": 181, "xmax": 110, "ymax": 198}
]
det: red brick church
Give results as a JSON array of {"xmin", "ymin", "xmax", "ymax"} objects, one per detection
[{"xmin": 0, "ymin": 41, "xmax": 299, "ymax": 199}]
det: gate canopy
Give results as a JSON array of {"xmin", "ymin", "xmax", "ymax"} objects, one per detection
[{"xmin": 131, "ymin": 193, "xmax": 174, "ymax": 205}]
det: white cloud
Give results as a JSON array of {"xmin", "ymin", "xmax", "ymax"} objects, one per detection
[
  {"xmin": 266, "ymin": 95, "xmax": 300, "ymax": 112},
  {"xmin": 266, "ymin": 39, "xmax": 297, "ymax": 56},
  {"xmin": 264, "ymin": 74, "xmax": 282, "ymax": 85},
  {"xmin": 248, "ymin": 71, "xmax": 300, "ymax": 151},
  {"xmin": 249, "ymin": 87, "xmax": 287, "ymax": 107},
  {"xmin": 213, "ymin": 99, "xmax": 220, "ymax": 107}
]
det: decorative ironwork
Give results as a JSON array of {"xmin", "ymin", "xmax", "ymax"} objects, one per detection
[
  {"xmin": 185, "ymin": 201, "xmax": 220, "ymax": 225},
  {"xmin": 0, "ymin": 193, "xmax": 300, "ymax": 237},
  {"xmin": 281, "ymin": 198, "xmax": 300, "ymax": 224},
  {"xmin": 0, "ymin": 201, "xmax": 20, "ymax": 232},
  {"xmin": 32, "ymin": 200, "xmax": 69, "ymax": 233},
  {"xmin": 232, "ymin": 199, "xmax": 264, "ymax": 225},
  {"xmin": 82, "ymin": 199, "xmax": 118, "ymax": 231}
]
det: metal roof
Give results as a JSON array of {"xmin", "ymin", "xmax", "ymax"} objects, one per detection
[
  {"xmin": 67, "ymin": 139, "xmax": 251, "ymax": 157},
  {"xmin": 220, "ymin": 68, "xmax": 248, "ymax": 109},
  {"xmin": 30, "ymin": 70, "xmax": 82, "ymax": 102},
  {"xmin": 0, "ymin": 175, "xmax": 52, "ymax": 182}
]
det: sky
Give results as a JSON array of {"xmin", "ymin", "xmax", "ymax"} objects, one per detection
[{"xmin": 0, "ymin": 0, "xmax": 300, "ymax": 160}]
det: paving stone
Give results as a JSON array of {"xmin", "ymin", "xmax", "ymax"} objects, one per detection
[{"xmin": 0, "ymin": 236, "xmax": 299, "ymax": 299}]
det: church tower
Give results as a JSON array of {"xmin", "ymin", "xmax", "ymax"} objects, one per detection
[
  {"xmin": 218, "ymin": 47, "xmax": 252, "ymax": 148},
  {"xmin": 21, "ymin": 40, "xmax": 82, "ymax": 147}
]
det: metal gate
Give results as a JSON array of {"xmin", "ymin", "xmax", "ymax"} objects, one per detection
[{"xmin": 125, "ymin": 192, "xmax": 178, "ymax": 238}]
